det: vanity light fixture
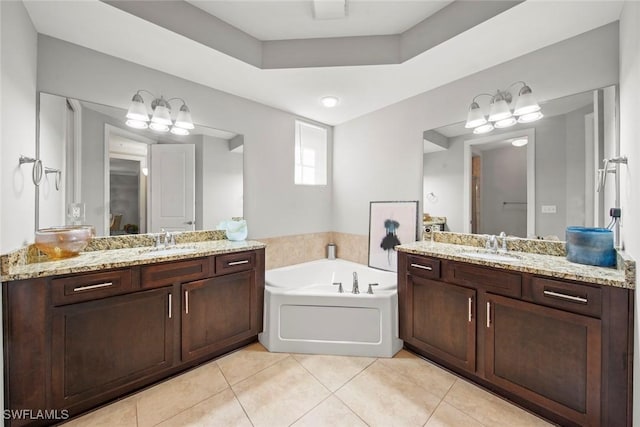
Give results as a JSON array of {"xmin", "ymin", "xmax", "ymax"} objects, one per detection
[
  {"xmin": 465, "ymin": 81, "xmax": 543, "ymax": 134},
  {"xmin": 125, "ymin": 90, "xmax": 194, "ymax": 135},
  {"xmin": 321, "ymin": 96, "xmax": 340, "ymax": 108},
  {"xmin": 511, "ymin": 138, "xmax": 528, "ymax": 147}
]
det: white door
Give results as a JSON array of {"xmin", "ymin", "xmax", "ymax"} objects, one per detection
[{"xmin": 149, "ymin": 144, "xmax": 195, "ymax": 233}]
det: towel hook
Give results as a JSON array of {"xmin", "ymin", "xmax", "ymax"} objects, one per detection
[
  {"xmin": 45, "ymin": 167, "xmax": 62, "ymax": 191},
  {"xmin": 19, "ymin": 155, "xmax": 43, "ymax": 186}
]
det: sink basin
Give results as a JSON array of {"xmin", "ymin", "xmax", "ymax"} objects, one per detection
[
  {"xmin": 138, "ymin": 246, "xmax": 198, "ymax": 258},
  {"xmin": 459, "ymin": 251, "xmax": 519, "ymax": 263},
  {"xmin": 35, "ymin": 225, "xmax": 95, "ymax": 259}
]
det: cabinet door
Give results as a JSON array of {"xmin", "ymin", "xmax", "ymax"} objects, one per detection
[
  {"xmin": 51, "ymin": 287, "xmax": 174, "ymax": 408},
  {"xmin": 182, "ymin": 271, "xmax": 256, "ymax": 362},
  {"xmin": 485, "ymin": 294, "xmax": 601, "ymax": 426},
  {"xmin": 405, "ymin": 275, "xmax": 476, "ymax": 372}
]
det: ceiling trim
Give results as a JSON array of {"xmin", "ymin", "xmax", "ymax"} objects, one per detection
[{"xmin": 103, "ymin": 0, "xmax": 522, "ymax": 69}]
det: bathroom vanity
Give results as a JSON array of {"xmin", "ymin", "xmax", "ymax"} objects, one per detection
[
  {"xmin": 397, "ymin": 240, "xmax": 633, "ymax": 427},
  {"xmin": 2, "ymin": 239, "xmax": 265, "ymax": 426}
]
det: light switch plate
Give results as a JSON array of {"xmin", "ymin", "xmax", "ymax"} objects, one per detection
[{"xmin": 541, "ymin": 205, "xmax": 557, "ymax": 214}]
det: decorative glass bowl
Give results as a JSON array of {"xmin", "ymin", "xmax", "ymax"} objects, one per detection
[{"xmin": 35, "ymin": 226, "xmax": 95, "ymax": 259}]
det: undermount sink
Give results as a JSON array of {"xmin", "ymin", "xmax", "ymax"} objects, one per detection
[
  {"xmin": 458, "ymin": 251, "xmax": 520, "ymax": 263},
  {"xmin": 138, "ymin": 246, "xmax": 198, "ymax": 258}
]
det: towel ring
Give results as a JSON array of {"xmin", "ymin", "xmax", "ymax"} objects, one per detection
[
  {"xmin": 19, "ymin": 155, "xmax": 43, "ymax": 186},
  {"xmin": 45, "ymin": 167, "xmax": 62, "ymax": 191}
]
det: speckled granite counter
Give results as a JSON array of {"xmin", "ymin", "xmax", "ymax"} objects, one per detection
[
  {"xmin": 397, "ymin": 240, "xmax": 635, "ymax": 289},
  {"xmin": 1, "ymin": 240, "xmax": 265, "ymax": 282}
]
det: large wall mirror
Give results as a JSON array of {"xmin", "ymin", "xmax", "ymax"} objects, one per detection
[
  {"xmin": 423, "ymin": 85, "xmax": 618, "ymax": 240},
  {"xmin": 37, "ymin": 92, "xmax": 244, "ymax": 237}
]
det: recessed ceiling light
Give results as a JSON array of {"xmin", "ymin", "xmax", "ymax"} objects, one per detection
[
  {"xmin": 511, "ymin": 138, "xmax": 528, "ymax": 147},
  {"xmin": 321, "ymin": 96, "xmax": 339, "ymax": 108}
]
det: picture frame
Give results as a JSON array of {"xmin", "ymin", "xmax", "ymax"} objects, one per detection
[{"xmin": 368, "ymin": 200, "xmax": 419, "ymax": 272}]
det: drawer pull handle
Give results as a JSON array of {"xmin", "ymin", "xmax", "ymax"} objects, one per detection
[
  {"xmin": 185, "ymin": 290, "xmax": 189, "ymax": 314},
  {"xmin": 73, "ymin": 282, "xmax": 114, "ymax": 292},
  {"xmin": 486, "ymin": 302, "xmax": 491, "ymax": 328},
  {"xmin": 468, "ymin": 297, "xmax": 473, "ymax": 322},
  {"xmin": 410, "ymin": 263, "xmax": 433, "ymax": 271},
  {"xmin": 168, "ymin": 294, "xmax": 172, "ymax": 319},
  {"xmin": 543, "ymin": 290, "xmax": 588, "ymax": 304},
  {"xmin": 228, "ymin": 260, "xmax": 249, "ymax": 266}
]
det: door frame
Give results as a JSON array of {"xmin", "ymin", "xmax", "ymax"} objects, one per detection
[
  {"xmin": 103, "ymin": 124, "xmax": 155, "ymax": 234},
  {"xmin": 462, "ymin": 128, "xmax": 535, "ymax": 237}
]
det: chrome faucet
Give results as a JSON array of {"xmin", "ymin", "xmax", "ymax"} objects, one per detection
[
  {"xmin": 352, "ymin": 272, "xmax": 359, "ymax": 294},
  {"xmin": 498, "ymin": 231, "xmax": 508, "ymax": 253},
  {"xmin": 486, "ymin": 235, "xmax": 498, "ymax": 253}
]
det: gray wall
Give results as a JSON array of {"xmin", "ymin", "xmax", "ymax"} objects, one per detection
[
  {"xmin": 480, "ymin": 146, "xmax": 527, "ymax": 237},
  {"xmin": 619, "ymin": 1, "xmax": 640, "ymax": 421},
  {"xmin": 38, "ymin": 92, "xmax": 67, "ymax": 229},
  {"xmin": 195, "ymin": 135, "xmax": 244, "ymax": 230},
  {"xmin": 1, "ymin": 1, "xmax": 37, "ymax": 253},
  {"xmin": 37, "ymin": 35, "xmax": 333, "ymax": 240},
  {"xmin": 334, "ymin": 23, "xmax": 619, "ymax": 236}
]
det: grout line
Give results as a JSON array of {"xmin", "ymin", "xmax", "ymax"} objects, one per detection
[
  {"xmin": 332, "ymin": 390, "xmax": 370, "ymax": 426},
  {"xmin": 229, "ymin": 384, "xmax": 255, "ymax": 427},
  {"xmin": 286, "ymin": 394, "xmax": 333, "ymax": 426}
]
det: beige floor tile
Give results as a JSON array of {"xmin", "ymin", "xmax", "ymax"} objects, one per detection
[
  {"xmin": 292, "ymin": 396, "xmax": 368, "ymax": 427},
  {"xmin": 425, "ymin": 402, "xmax": 486, "ymax": 427},
  {"xmin": 136, "ymin": 361, "xmax": 229, "ymax": 426},
  {"xmin": 232, "ymin": 356, "xmax": 330, "ymax": 427},
  {"xmin": 217, "ymin": 341, "xmax": 289, "ymax": 385},
  {"xmin": 293, "ymin": 353, "xmax": 375, "ymax": 392},
  {"xmin": 155, "ymin": 388, "xmax": 252, "ymax": 427},
  {"xmin": 62, "ymin": 396, "xmax": 137, "ymax": 427},
  {"xmin": 336, "ymin": 360, "xmax": 441, "ymax": 427},
  {"xmin": 377, "ymin": 349, "xmax": 457, "ymax": 399},
  {"xmin": 444, "ymin": 379, "xmax": 553, "ymax": 427}
]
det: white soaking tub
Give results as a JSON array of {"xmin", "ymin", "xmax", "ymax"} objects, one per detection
[{"xmin": 258, "ymin": 259, "xmax": 403, "ymax": 357}]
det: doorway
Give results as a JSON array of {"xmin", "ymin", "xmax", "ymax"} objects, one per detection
[{"xmin": 463, "ymin": 128, "xmax": 535, "ymax": 238}]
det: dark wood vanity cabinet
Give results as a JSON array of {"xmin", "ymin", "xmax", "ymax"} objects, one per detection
[
  {"xmin": 3, "ymin": 248, "xmax": 265, "ymax": 427},
  {"xmin": 405, "ymin": 274, "xmax": 476, "ymax": 372},
  {"xmin": 398, "ymin": 251, "xmax": 633, "ymax": 427},
  {"xmin": 50, "ymin": 287, "xmax": 175, "ymax": 409}
]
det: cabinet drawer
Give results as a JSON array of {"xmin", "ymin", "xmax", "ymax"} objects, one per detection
[
  {"xmin": 407, "ymin": 256, "xmax": 441, "ymax": 279},
  {"xmin": 51, "ymin": 269, "xmax": 134, "ymax": 306},
  {"xmin": 450, "ymin": 262, "xmax": 521, "ymax": 297},
  {"xmin": 215, "ymin": 252, "xmax": 255, "ymax": 275},
  {"xmin": 141, "ymin": 258, "xmax": 209, "ymax": 289},
  {"xmin": 531, "ymin": 277, "xmax": 602, "ymax": 318}
]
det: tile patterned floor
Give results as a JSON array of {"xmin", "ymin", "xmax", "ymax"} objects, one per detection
[{"xmin": 64, "ymin": 343, "xmax": 554, "ymax": 427}]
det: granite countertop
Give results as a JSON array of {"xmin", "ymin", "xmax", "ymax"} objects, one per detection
[
  {"xmin": 2, "ymin": 240, "xmax": 266, "ymax": 282},
  {"xmin": 397, "ymin": 240, "xmax": 634, "ymax": 289}
]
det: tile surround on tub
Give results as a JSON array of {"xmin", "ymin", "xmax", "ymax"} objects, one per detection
[{"xmin": 256, "ymin": 232, "xmax": 369, "ymax": 270}]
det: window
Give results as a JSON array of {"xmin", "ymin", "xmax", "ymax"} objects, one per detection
[{"xmin": 294, "ymin": 120, "xmax": 327, "ymax": 185}]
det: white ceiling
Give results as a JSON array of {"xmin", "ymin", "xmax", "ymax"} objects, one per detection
[
  {"xmin": 23, "ymin": 1, "xmax": 623, "ymax": 126},
  {"xmin": 186, "ymin": 0, "xmax": 452, "ymax": 40}
]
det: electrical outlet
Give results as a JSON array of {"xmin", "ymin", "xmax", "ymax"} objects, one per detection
[{"xmin": 541, "ymin": 205, "xmax": 557, "ymax": 214}]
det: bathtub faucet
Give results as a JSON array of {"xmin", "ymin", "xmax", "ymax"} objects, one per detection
[
  {"xmin": 352, "ymin": 272, "xmax": 359, "ymax": 294},
  {"xmin": 333, "ymin": 282, "xmax": 344, "ymax": 293}
]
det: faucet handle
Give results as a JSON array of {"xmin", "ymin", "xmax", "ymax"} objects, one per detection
[
  {"xmin": 332, "ymin": 282, "xmax": 343, "ymax": 293},
  {"xmin": 367, "ymin": 283, "xmax": 379, "ymax": 294},
  {"xmin": 499, "ymin": 232, "xmax": 508, "ymax": 252}
]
